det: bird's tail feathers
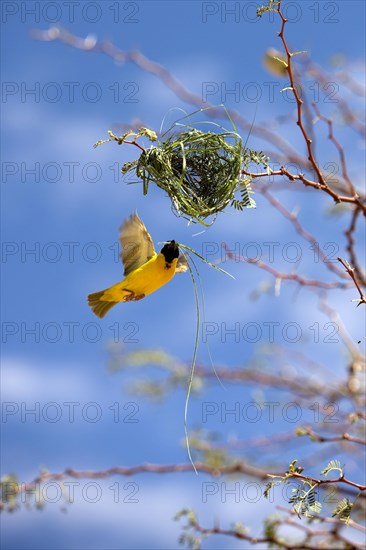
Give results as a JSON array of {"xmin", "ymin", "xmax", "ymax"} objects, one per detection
[{"xmin": 88, "ymin": 290, "xmax": 118, "ymax": 318}]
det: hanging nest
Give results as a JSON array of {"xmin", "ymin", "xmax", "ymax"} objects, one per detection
[{"xmin": 95, "ymin": 111, "xmax": 269, "ymax": 225}]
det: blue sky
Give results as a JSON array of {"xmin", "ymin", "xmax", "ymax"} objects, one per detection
[{"xmin": 1, "ymin": 1, "xmax": 365, "ymax": 549}]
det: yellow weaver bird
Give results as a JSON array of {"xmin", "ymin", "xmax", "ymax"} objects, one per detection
[{"xmin": 88, "ymin": 213, "xmax": 188, "ymax": 318}]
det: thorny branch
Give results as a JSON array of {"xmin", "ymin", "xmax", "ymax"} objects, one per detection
[
  {"xmin": 311, "ymin": 101, "xmax": 356, "ymax": 197},
  {"xmin": 345, "ymin": 208, "xmax": 365, "ymax": 287},
  {"xmin": 32, "ymin": 26, "xmax": 365, "ymax": 212},
  {"xmin": 277, "ymin": 5, "xmax": 325, "ymax": 188},
  {"xmin": 242, "ymin": 166, "xmax": 365, "ymax": 212},
  {"xmin": 25, "ymin": 3, "xmax": 366, "ymax": 547},
  {"xmin": 257, "ymin": 185, "xmax": 348, "ymax": 279},
  {"xmin": 277, "ymin": 505, "xmax": 366, "ymax": 534},
  {"xmin": 297, "ymin": 426, "xmax": 366, "ymax": 446},
  {"xmin": 224, "ymin": 245, "xmax": 352, "ymax": 290},
  {"xmin": 302, "ymin": 56, "xmax": 366, "ymax": 137},
  {"xmin": 176, "ymin": 509, "xmax": 365, "ymax": 549},
  {"xmin": 337, "ymin": 257, "xmax": 366, "ymax": 306},
  {"xmin": 275, "ymin": 3, "xmax": 364, "ymax": 215},
  {"xmin": 31, "ymin": 27, "xmax": 308, "ymax": 170},
  {"xmin": 13, "ymin": 462, "xmax": 366, "ymax": 496},
  {"xmin": 318, "ymin": 296, "xmax": 365, "ymax": 400}
]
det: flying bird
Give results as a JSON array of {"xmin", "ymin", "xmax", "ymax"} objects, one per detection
[{"xmin": 88, "ymin": 213, "xmax": 188, "ymax": 318}]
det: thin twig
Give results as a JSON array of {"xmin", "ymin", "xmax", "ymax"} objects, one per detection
[
  {"xmin": 278, "ymin": 505, "xmax": 366, "ymax": 534},
  {"xmin": 298, "ymin": 426, "xmax": 366, "ymax": 446},
  {"xmin": 224, "ymin": 245, "xmax": 352, "ymax": 290},
  {"xmin": 31, "ymin": 27, "xmax": 309, "ymax": 169},
  {"xmin": 16, "ymin": 462, "xmax": 365, "ymax": 496},
  {"xmin": 242, "ymin": 167, "xmax": 366, "ymax": 212},
  {"xmin": 178, "ymin": 507, "xmax": 365, "ymax": 549},
  {"xmin": 277, "ymin": 3, "xmax": 326, "ymax": 186},
  {"xmin": 312, "ymin": 102, "xmax": 356, "ymax": 197},
  {"xmin": 303, "ymin": 57, "xmax": 366, "ymax": 137},
  {"xmin": 274, "ymin": 2, "xmax": 365, "ymax": 213},
  {"xmin": 345, "ymin": 209, "xmax": 366, "ymax": 287},
  {"xmin": 32, "ymin": 25, "xmax": 366, "ymax": 214},
  {"xmin": 337, "ymin": 257, "xmax": 366, "ymax": 305},
  {"xmin": 258, "ymin": 186, "xmax": 348, "ymax": 279}
]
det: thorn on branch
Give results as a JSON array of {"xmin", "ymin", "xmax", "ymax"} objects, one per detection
[{"xmin": 337, "ymin": 257, "xmax": 366, "ymax": 306}]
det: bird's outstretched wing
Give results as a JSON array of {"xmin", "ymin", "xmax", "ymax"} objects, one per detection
[
  {"xmin": 119, "ymin": 213, "xmax": 156, "ymax": 276},
  {"xmin": 175, "ymin": 254, "xmax": 189, "ymax": 273}
]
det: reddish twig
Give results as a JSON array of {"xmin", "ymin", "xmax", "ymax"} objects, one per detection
[
  {"xmin": 275, "ymin": 470, "xmax": 365, "ymax": 492},
  {"xmin": 177, "ymin": 506, "xmax": 365, "ymax": 549},
  {"xmin": 14, "ymin": 462, "xmax": 365, "ymax": 495},
  {"xmin": 278, "ymin": 505, "xmax": 366, "ymax": 534},
  {"xmin": 298, "ymin": 426, "xmax": 366, "ymax": 446},
  {"xmin": 312, "ymin": 102, "xmax": 356, "ymax": 197},
  {"xmin": 224, "ymin": 246, "xmax": 352, "ymax": 290},
  {"xmin": 242, "ymin": 167, "xmax": 366, "ymax": 212},
  {"xmin": 179, "ymin": 519, "xmax": 324, "ymax": 550},
  {"xmin": 31, "ymin": 27, "xmax": 309, "ymax": 169},
  {"xmin": 273, "ymin": 2, "xmax": 365, "ymax": 213},
  {"xmin": 345, "ymin": 209, "xmax": 366, "ymax": 287},
  {"xmin": 258, "ymin": 186, "xmax": 348, "ymax": 279},
  {"xmin": 276, "ymin": 4, "xmax": 326, "ymax": 186},
  {"xmin": 32, "ymin": 26, "xmax": 366, "ymax": 214},
  {"xmin": 337, "ymin": 257, "xmax": 366, "ymax": 305},
  {"xmin": 303, "ymin": 57, "xmax": 366, "ymax": 137}
]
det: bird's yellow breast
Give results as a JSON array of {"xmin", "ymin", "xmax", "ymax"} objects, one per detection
[{"xmin": 125, "ymin": 253, "xmax": 177, "ymax": 295}]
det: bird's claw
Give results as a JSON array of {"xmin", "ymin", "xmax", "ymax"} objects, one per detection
[{"xmin": 122, "ymin": 289, "xmax": 145, "ymax": 302}]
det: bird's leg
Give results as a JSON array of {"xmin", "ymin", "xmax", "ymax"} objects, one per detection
[
  {"xmin": 133, "ymin": 293, "xmax": 145, "ymax": 301},
  {"xmin": 122, "ymin": 289, "xmax": 135, "ymax": 302},
  {"xmin": 122, "ymin": 289, "xmax": 146, "ymax": 302}
]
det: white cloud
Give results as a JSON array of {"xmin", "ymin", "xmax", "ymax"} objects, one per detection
[
  {"xmin": 2, "ymin": 478, "xmax": 274, "ymax": 549},
  {"xmin": 1, "ymin": 358, "xmax": 96, "ymax": 402}
]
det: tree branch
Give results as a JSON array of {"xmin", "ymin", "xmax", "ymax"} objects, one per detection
[{"xmin": 337, "ymin": 257, "xmax": 366, "ymax": 305}]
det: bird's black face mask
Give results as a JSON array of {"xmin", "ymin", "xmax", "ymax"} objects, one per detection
[{"xmin": 161, "ymin": 240, "xmax": 179, "ymax": 264}]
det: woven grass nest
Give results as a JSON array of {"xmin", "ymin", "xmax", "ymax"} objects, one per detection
[{"xmin": 95, "ymin": 110, "xmax": 269, "ymax": 225}]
